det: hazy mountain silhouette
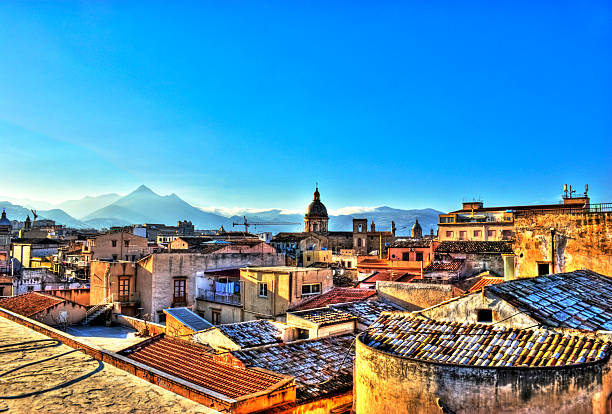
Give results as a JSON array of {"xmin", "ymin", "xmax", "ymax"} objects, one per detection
[
  {"xmin": 83, "ymin": 185, "xmax": 233, "ymax": 228},
  {"xmin": 56, "ymin": 193, "xmax": 121, "ymax": 218},
  {"xmin": 3, "ymin": 186, "xmax": 444, "ymax": 234}
]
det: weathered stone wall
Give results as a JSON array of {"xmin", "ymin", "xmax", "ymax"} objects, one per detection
[
  {"xmin": 417, "ymin": 290, "xmax": 538, "ymax": 328},
  {"xmin": 376, "ymin": 281, "xmax": 457, "ymax": 311},
  {"xmin": 354, "ymin": 336, "xmax": 612, "ymax": 414},
  {"xmin": 139, "ymin": 252, "xmax": 285, "ymax": 323},
  {"xmin": 514, "ymin": 212, "xmax": 612, "ymax": 277}
]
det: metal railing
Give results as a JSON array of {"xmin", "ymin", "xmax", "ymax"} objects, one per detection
[
  {"xmin": 514, "ymin": 203, "xmax": 612, "ymax": 217},
  {"xmin": 197, "ymin": 287, "xmax": 242, "ymax": 306},
  {"xmin": 85, "ymin": 293, "xmax": 113, "ymax": 318}
]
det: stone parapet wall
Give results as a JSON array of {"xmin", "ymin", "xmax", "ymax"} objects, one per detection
[{"xmin": 354, "ymin": 335, "xmax": 612, "ymax": 414}]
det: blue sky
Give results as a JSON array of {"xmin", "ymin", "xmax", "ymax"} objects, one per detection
[{"xmin": 0, "ymin": 1, "xmax": 610, "ymax": 212}]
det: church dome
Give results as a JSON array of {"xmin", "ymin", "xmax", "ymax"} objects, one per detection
[
  {"xmin": 0, "ymin": 210, "xmax": 10, "ymax": 227},
  {"xmin": 306, "ymin": 187, "xmax": 328, "ymax": 217},
  {"xmin": 411, "ymin": 219, "xmax": 422, "ymax": 238}
]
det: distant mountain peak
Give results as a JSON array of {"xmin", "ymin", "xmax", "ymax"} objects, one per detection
[{"xmin": 131, "ymin": 185, "xmax": 156, "ymax": 195}]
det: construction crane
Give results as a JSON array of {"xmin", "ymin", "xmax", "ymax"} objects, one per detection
[
  {"xmin": 30, "ymin": 209, "xmax": 38, "ymax": 221},
  {"xmin": 232, "ymin": 216, "xmax": 300, "ymax": 233}
]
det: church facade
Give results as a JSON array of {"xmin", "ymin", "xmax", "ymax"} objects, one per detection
[{"xmin": 271, "ymin": 187, "xmax": 397, "ymax": 261}]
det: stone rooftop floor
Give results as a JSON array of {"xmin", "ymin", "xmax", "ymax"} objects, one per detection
[{"xmin": 0, "ymin": 317, "xmax": 217, "ymax": 413}]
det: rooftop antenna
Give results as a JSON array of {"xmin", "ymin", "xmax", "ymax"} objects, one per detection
[
  {"xmin": 563, "ymin": 184, "xmax": 568, "ymax": 198},
  {"xmin": 585, "ymin": 184, "xmax": 589, "ymax": 197}
]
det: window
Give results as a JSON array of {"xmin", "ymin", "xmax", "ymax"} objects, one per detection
[
  {"xmin": 445, "ymin": 231, "xmax": 453, "ymax": 238},
  {"xmin": 477, "ymin": 309, "xmax": 493, "ymax": 323},
  {"xmin": 402, "ymin": 252, "xmax": 410, "ymax": 261},
  {"xmin": 357, "ymin": 238, "xmax": 362, "ymax": 247},
  {"xmin": 538, "ymin": 263, "xmax": 550, "ymax": 276},
  {"xmin": 118, "ymin": 277, "xmax": 130, "ymax": 301},
  {"xmin": 111, "ymin": 240, "xmax": 117, "ymax": 247},
  {"xmin": 501, "ymin": 230, "xmax": 513, "ymax": 240},
  {"xmin": 301, "ymin": 283, "xmax": 321, "ymax": 296},
  {"xmin": 27, "ymin": 286, "xmax": 34, "ymax": 292},
  {"xmin": 173, "ymin": 279, "xmax": 186, "ymax": 302},
  {"xmin": 112, "ymin": 254, "xmax": 118, "ymax": 260},
  {"xmin": 473, "ymin": 230, "xmax": 481, "ymax": 237},
  {"xmin": 258, "ymin": 282, "xmax": 268, "ymax": 297},
  {"xmin": 487, "ymin": 230, "xmax": 496, "ymax": 238},
  {"xmin": 211, "ymin": 309, "xmax": 221, "ymax": 325},
  {"xmin": 416, "ymin": 252, "xmax": 423, "ymax": 262},
  {"xmin": 358, "ymin": 224, "xmax": 363, "ymax": 232},
  {"xmin": 459, "ymin": 231, "xmax": 467, "ymax": 240},
  {"xmin": 124, "ymin": 240, "xmax": 130, "ymax": 247}
]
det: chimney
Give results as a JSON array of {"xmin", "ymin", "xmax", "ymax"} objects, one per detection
[{"xmin": 502, "ymin": 254, "xmax": 516, "ymax": 281}]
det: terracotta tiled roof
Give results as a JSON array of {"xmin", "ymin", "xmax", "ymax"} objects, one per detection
[
  {"xmin": 232, "ymin": 334, "xmax": 354, "ymax": 403},
  {"xmin": 0, "ymin": 292, "xmax": 65, "ymax": 317},
  {"xmin": 468, "ymin": 276, "xmax": 506, "ymax": 293},
  {"xmin": 435, "ymin": 241, "xmax": 513, "ymax": 254},
  {"xmin": 215, "ymin": 320, "xmax": 283, "ymax": 348},
  {"xmin": 289, "ymin": 308, "xmax": 357, "ymax": 326},
  {"xmin": 363, "ymin": 313, "xmax": 611, "ymax": 367},
  {"xmin": 424, "ymin": 260, "xmax": 464, "ymax": 272},
  {"xmin": 121, "ymin": 336, "xmax": 288, "ymax": 399},
  {"xmin": 290, "ymin": 287, "xmax": 376, "ymax": 311},
  {"xmin": 331, "ymin": 300, "xmax": 405, "ymax": 327},
  {"xmin": 488, "ymin": 270, "xmax": 612, "ymax": 331}
]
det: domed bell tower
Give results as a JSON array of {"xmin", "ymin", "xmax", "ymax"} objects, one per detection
[{"xmin": 304, "ymin": 187, "xmax": 329, "ymax": 233}]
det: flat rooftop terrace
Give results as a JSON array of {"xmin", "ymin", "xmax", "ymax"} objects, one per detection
[
  {"xmin": 0, "ymin": 316, "xmax": 217, "ymax": 414},
  {"xmin": 65, "ymin": 324, "xmax": 147, "ymax": 352}
]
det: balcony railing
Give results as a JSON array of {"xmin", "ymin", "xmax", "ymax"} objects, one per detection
[{"xmin": 197, "ymin": 286, "xmax": 242, "ymax": 306}]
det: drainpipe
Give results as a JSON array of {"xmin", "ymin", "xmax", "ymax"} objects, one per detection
[{"xmin": 550, "ymin": 228, "xmax": 556, "ymax": 274}]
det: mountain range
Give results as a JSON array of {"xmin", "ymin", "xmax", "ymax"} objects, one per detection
[{"xmin": 0, "ymin": 185, "xmax": 443, "ymax": 235}]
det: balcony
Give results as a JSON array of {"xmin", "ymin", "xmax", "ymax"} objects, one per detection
[{"xmin": 197, "ymin": 283, "xmax": 242, "ymax": 306}]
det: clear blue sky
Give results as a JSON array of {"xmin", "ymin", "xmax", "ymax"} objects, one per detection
[{"xmin": 0, "ymin": 1, "xmax": 610, "ymax": 212}]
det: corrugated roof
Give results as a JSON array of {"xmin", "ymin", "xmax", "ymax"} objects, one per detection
[
  {"xmin": 435, "ymin": 241, "xmax": 513, "ymax": 254},
  {"xmin": 232, "ymin": 334, "xmax": 354, "ymax": 403},
  {"xmin": 488, "ymin": 270, "xmax": 612, "ymax": 331},
  {"xmin": 215, "ymin": 320, "xmax": 283, "ymax": 349},
  {"xmin": 468, "ymin": 276, "xmax": 506, "ymax": 293},
  {"xmin": 164, "ymin": 308, "xmax": 212, "ymax": 332},
  {"xmin": 0, "ymin": 292, "xmax": 65, "ymax": 317},
  {"xmin": 363, "ymin": 313, "xmax": 610, "ymax": 367},
  {"xmin": 122, "ymin": 336, "xmax": 288, "ymax": 399},
  {"xmin": 290, "ymin": 287, "xmax": 376, "ymax": 311}
]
